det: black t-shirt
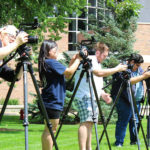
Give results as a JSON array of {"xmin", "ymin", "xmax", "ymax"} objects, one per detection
[{"xmin": 0, "ymin": 40, "xmax": 15, "ymax": 82}]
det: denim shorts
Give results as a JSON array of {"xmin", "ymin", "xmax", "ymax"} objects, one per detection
[{"xmin": 75, "ymin": 95, "xmax": 99, "ymax": 123}]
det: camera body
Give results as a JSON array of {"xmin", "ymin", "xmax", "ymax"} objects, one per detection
[
  {"xmin": 17, "ymin": 17, "xmax": 39, "ymax": 57},
  {"xmin": 79, "ymin": 37, "xmax": 96, "ymax": 60},
  {"xmin": 122, "ymin": 61, "xmax": 134, "ymax": 70}
]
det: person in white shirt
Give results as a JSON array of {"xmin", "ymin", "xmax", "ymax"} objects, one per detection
[{"xmin": 69, "ymin": 42, "xmax": 127, "ymax": 150}]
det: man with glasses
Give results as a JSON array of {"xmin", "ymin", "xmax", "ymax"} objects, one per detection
[
  {"xmin": 111, "ymin": 53, "xmax": 150, "ymax": 147},
  {"xmin": 0, "ymin": 25, "xmax": 28, "ymax": 81}
]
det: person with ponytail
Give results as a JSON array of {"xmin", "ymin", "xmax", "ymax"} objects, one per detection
[{"xmin": 38, "ymin": 40, "xmax": 83, "ymax": 150}]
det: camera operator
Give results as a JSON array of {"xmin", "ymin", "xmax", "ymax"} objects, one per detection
[
  {"xmin": 0, "ymin": 25, "xmax": 28, "ymax": 81},
  {"xmin": 69, "ymin": 42, "xmax": 127, "ymax": 150},
  {"xmin": 38, "ymin": 40, "xmax": 85, "ymax": 150},
  {"xmin": 111, "ymin": 53, "xmax": 150, "ymax": 147}
]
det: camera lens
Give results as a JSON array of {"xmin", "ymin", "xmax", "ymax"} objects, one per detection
[{"xmin": 28, "ymin": 35, "xmax": 38, "ymax": 43}]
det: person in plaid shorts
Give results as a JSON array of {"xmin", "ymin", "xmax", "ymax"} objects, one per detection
[{"xmin": 69, "ymin": 42, "xmax": 127, "ymax": 150}]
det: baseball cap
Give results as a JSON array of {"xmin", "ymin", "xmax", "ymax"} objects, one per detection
[{"xmin": 128, "ymin": 53, "xmax": 144, "ymax": 63}]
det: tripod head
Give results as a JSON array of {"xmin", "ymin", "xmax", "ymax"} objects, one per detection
[{"xmin": 81, "ymin": 57, "xmax": 92, "ymax": 71}]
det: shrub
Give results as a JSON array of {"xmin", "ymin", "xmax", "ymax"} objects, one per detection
[{"xmin": 0, "ymin": 98, "xmax": 19, "ymax": 105}]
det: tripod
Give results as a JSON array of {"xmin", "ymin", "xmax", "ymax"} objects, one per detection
[
  {"xmin": 97, "ymin": 72, "xmax": 149, "ymax": 150},
  {"xmin": 0, "ymin": 55, "xmax": 59, "ymax": 150},
  {"xmin": 55, "ymin": 59, "xmax": 112, "ymax": 150},
  {"xmin": 140, "ymin": 78, "xmax": 150, "ymax": 147}
]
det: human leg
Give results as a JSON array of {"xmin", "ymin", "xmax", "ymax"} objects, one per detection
[
  {"xmin": 42, "ymin": 119, "xmax": 59, "ymax": 150},
  {"xmin": 129, "ymin": 101, "xmax": 141, "ymax": 144},
  {"xmin": 115, "ymin": 98, "xmax": 132, "ymax": 146},
  {"xmin": 75, "ymin": 96, "xmax": 98, "ymax": 150},
  {"xmin": 78, "ymin": 121, "xmax": 93, "ymax": 150}
]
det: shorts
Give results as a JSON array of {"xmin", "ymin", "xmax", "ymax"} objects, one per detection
[
  {"xmin": 37, "ymin": 101, "xmax": 61, "ymax": 119},
  {"xmin": 46, "ymin": 108, "xmax": 61, "ymax": 119},
  {"xmin": 75, "ymin": 95, "xmax": 99, "ymax": 123}
]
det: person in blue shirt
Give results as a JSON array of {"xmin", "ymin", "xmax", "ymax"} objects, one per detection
[
  {"xmin": 38, "ymin": 40, "xmax": 83, "ymax": 150},
  {"xmin": 111, "ymin": 54, "xmax": 150, "ymax": 147}
]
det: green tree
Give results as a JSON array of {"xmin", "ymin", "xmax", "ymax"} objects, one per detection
[
  {"xmin": 81, "ymin": 0, "xmax": 142, "ymax": 123},
  {"xmin": 84, "ymin": 0, "xmax": 142, "ymax": 67},
  {"xmin": 0, "ymin": 0, "xmax": 86, "ymax": 41}
]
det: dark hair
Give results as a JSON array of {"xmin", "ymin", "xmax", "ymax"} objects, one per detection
[
  {"xmin": 128, "ymin": 53, "xmax": 144, "ymax": 63},
  {"xmin": 38, "ymin": 40, "xmax": 57, "ymax": 87}
]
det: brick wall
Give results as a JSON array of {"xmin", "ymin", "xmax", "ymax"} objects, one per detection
[
  {"xmin": 0, "ymin": 28, "xmax": 68, "ymax": 105},
  {"xmin": 134, "ymin": 23, "xmax": 150, "ymax": 70},
  {"xmin": 1, "ymin": 23, "xmax": 150, "ymax": 105}
]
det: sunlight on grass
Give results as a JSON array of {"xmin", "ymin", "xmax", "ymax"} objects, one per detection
[{"xmin": 0, "ymin": 116, "xmax": 149, "ymax": 150}]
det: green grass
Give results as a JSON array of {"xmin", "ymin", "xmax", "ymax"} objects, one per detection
[{"xmin": 0, "ymin": 116, "xmax": 149, "ymax": 150}]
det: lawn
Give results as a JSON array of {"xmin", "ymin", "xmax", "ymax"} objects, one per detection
[{"xmin": 0, "ymin": 116, "xmax": 149, "ymax": 150}]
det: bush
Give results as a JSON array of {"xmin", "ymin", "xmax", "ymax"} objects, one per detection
[
  {"xmin": 0, "ymin": 98, "xmax": 19, "ymax": 105},
  {"xmin": 28, "ymin": 100, "xmax": 44, "ymax": 124}
]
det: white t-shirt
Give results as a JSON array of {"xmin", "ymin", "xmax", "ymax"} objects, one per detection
[{"xmin": 74, "ymin": 55, "xmax": 103, "ymax": 100}]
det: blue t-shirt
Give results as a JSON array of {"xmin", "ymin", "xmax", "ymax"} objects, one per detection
[
  {"xmin": 41, "ymin": 59, "xmax": 66, "ymax": 111},
  {"xmin": 132, "ymin": 70, "xmax": 144, "ymax": 101}
]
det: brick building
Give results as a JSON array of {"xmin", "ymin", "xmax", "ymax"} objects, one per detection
[{"xmin": 0, "ymin": 0, "xmax": 150, "ymax": 104}]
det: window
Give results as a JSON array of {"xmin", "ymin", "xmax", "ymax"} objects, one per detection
[{"xmin": 68, "ymin": 0, "xmax": 107, "ymax": 51}]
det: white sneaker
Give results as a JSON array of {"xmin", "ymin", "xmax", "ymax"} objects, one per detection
[{"xmin": 116, "ymin": 144, "xmax": 122, "ymax": 147}]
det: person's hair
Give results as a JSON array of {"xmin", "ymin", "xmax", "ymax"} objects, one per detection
[
  {"xmin": 95, "ymin": 42, "xmax": 109, "ymax": 53},
  {"xmin": 0, "ymin": 25, "xmax": 18, "ymax": 37},
  {"xmin": 128, "ymin": 53, "xmax": 144, "ymax": 63},
  {"xmin": 38, "ymin": 40, "xmax": 58, "ymax": 87}
]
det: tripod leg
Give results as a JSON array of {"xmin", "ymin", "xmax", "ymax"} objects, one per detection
[
  {"xmin": 127, "ymin": 81, "xmax": 149, "ymax": 150},
  {"xmin": 23, "ymin": 63, "xmax": 29, "ymax": 150},
  {"xmin": 129, "ymin": 81, "xmax": 149, "ymax": 150},
  {"xmin": 0, "ymin": 64, "xmax": 21, "ymax": 123},
  {"xmin": 28, "ymin": 63, "xmax": 59, "ymax": 150},
  {"xmin": 98, "ymin": 82, "xmax": 125, "ymax": 147},
  {"xmin": 0, "ymin": 79, "xmax": 16, "ymax": 122},
  {"xmin": 88, "ymin": 71, "xmax": 101, "ymax": 150},
  {"xmin": 55, "ymin": 70, "xmax": 85, "ymax": 139},
  {"xmin": 90, "ymin": 72, "xmax": 111, "ymax": 150},
  {"xmin": 147, "ymin": 115, "xmax": 150, "ymax": 146},
  {"xmin": 146, "ymin": 89, "xmax": 150, "ymax": 146}
]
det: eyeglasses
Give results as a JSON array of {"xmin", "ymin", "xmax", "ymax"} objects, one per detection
[{"xmin": 8, "ymin": 33, "xmax": 16, "ymax": 39}]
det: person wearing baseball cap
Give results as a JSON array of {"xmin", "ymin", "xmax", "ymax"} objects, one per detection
[{"xmin": 111, "ymin": 53, "xmax": 150, "ymax": 147}]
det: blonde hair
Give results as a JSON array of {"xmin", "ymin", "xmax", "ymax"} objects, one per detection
[
  {"xmin": 0, "ymin": 25, "xmax": 18, "ymax": 37},
  {"xmin": 96, "ymin": 42, "xmax": 109, "ymax": 53}
]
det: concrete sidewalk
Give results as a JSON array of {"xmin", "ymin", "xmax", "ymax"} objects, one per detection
[{"xmin": 0, "ymin": 105, "xmax": 23, "ymax": 116}]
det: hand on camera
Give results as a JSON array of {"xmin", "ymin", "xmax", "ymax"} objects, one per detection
[
  {"xmin": 15, "ymin": 32, "xmax": 28, "ymax": 46},
  {"xmin": 115, "ymin": 63, "xmax": 128, "ymax": 72},
  {"xmin": 101, "ymin": 92, "xmax": 112, "ymax": 104}
]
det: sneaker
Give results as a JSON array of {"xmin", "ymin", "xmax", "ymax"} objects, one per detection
[{"xmin": 116, "ymin": 144, "xmax": 123, "ymax": 147}]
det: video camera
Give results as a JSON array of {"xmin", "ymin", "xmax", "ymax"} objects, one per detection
[
  {"xmin": 17, "ymin": 17, "xmax": 40, "ymax": 57},
  {"xmin": 78, "ymin": 36, "xmax": 96, "ymax": 70},
  {"xmin": 79, "ymin": 36, "xmax": 96, "ymax": 59}
]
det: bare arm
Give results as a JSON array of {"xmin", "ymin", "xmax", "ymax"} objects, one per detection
[
  {"xmin": 130, "ymin": 71, "xmax": 150, "ymax": 84},
  {"xmin": 93, "ymin": 64, "xmax": 127, "ymax": 77},
  {"xmin": 64, "ymin": 54, "xmax": 81, "ymax": 79}
]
